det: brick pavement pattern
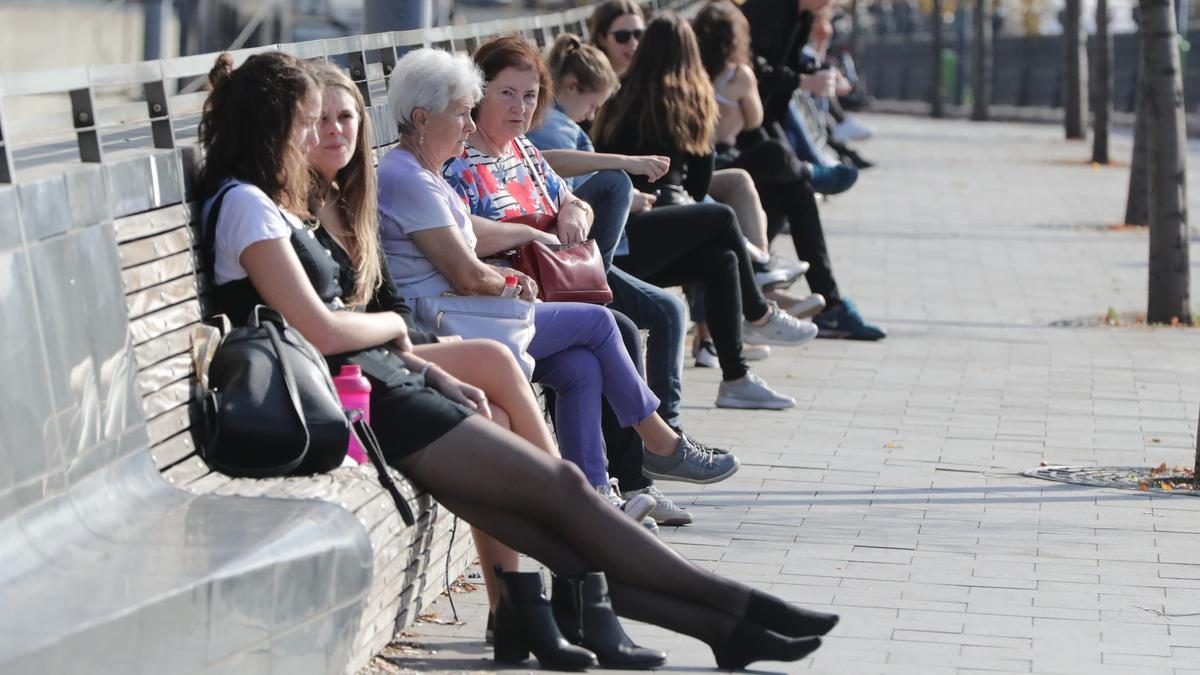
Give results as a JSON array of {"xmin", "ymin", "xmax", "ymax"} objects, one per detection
[{"xmin": 364, "ymin": 115, "xmax": 1200, "ymax": 674}]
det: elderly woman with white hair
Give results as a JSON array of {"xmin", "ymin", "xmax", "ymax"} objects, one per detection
[
  {"xmin": 371, "ymin": 45, "xmax": 833, "ymax": 671},
  {"xmin": 378, "ymin": 48, "xmax": 740, "ymax": 507}
]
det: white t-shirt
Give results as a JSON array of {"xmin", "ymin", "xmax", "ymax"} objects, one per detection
[
  {"xmin": 377, "ymin": 148, "xmax": 478, "ymax": 299},
  {"xmin": 202, "ymin": 180, "xmax": 305, "ymax": 285}
]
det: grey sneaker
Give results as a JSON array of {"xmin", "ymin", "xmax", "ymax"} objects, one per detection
[
  {"xmin": 642, "ymin": 435, "xmax": 740, "ymax": 485},
  {"xmin": 716, "ymin": 372, "xmax": 796, "ymax": 410},
  {"xmin": 597, "ymin": 477, "xmax": 657, "ymax": 522},
  {"xmin": 743, "ymin": 303, "xmax": 819, "ymax": 346},
  {"xmin": 623, "ymin": 484, "xmax": 694, "ymax": 526}
]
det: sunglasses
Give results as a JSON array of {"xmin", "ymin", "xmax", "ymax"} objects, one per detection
[{"xmin": 609, "ymin": 29, "xmax": 644, "ymax": 44}]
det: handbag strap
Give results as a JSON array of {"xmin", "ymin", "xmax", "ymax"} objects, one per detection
[
  {"xmin": 511, "ymin": 138, "xmax": 557, "ymax": 216},
  {"xmin": 258, "ymin": 309, "xmax": 311, "ymax": 467},
  {"xmin": 351, "ymin": 414, "xmax": 416, "ymax": 526}
]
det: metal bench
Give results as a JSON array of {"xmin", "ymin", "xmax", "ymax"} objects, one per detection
[{"xmin": 0, "ymin": 2, "xmax": 688, "ymax": 672}]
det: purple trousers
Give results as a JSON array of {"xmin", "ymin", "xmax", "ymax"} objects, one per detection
[{"xmin": 529, "ymin": 302, "xmax": 659, "ymax": 486}]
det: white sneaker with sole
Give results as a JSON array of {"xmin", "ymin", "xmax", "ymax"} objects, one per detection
[
  {"xmin": 623, "ymin": 485, "xmax": 694, "ymax": 526},
  {"xmin": 743, "ymin": 303, "xmax": 819, "ymax": 346},
  {"xmin": 831, "ymin": 115, "xmax": 874, "ymax": 143},
  {"xmin": 716, "ymin": 372, "xmax": 796, "ymax": 410},
  {"xmin": 597, "ymin": 477, "xmax": 656, "ymax": 522},
  {"xmin": 743, "ymin": 344, "xmax": 771, "ymax": 361},
  {"xmin": 693, "ymin": 338, "xmax": 718, "ymax": 368}
]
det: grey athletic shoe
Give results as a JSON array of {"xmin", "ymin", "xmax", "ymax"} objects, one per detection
[
  {"xmin": 623, "ymin": 484, "xmax": 694, "ymax": 526},
  {"xmin": 742, "ymin": 303, "xmax": 819, "ymax": 346},
  {"xmin": 597, "ymin": 477, "xmax": 657, "ymax": 522},
  {"xmin": 642, "ymin": 435, "xmax": 740, "ymax": 485},
  {"xmin": 716, "ymin": 372, "xmax": 796, "ymax": 410}
]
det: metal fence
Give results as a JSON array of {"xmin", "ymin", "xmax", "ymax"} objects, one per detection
[{"xmin": 0, "ymin": 0, "xmax": 690, "ymax": 186}]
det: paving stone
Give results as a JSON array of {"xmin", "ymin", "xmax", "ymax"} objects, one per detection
[{"xmin": 365, "ymin": 115, "xmax": 1200, "ymax": 674}]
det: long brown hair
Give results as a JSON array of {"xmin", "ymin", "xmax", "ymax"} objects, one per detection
[
  {"xmin": 472, "ymin": 35, "xmax": 554, "ymax": 129},
  {"xmin": 307, "ymin": 62, "xmax": 382, "ymax": 307},
  {"xmin": 693, "ymin": 1, "xmax": 752, "ymax": 79},
  {"xmin": 592, "ymin": 13, "xmax": 716, "ymax": 156},
  {"xmin": 198, "ymin": 52, "xmax": 316, "ymax": 215},
  {"xmin": 588, "ymin": 0, "xmax": 645, "ymax": 47},
  {"xmin": 546, "ymin": 33, "xmax": 619, "ymax": 94}
]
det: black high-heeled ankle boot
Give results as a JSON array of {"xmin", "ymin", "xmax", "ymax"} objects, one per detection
[
  {"xmin": 710, "ymin": 621, "xmax": 822, "ymax": 670},
  {"xmin": 744, "ymin": 589, "xmax": 839, "ymax": 637},
  {"xmin": 493, "ymin": 566, "xmax": 598, "ymax": 670},
  {"xmin": 552, "ymin": 572, "xmax": 667, "ymax": 670}
]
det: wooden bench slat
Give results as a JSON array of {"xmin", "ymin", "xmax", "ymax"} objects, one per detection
[
  {"xmin": 130, "ymin": 300, "xmax": 202, "ymax": 345},
  {"xmin": 114, "ymin": 203, "xmax": 193, "ymax": 243},
  {"xmin": 118, "ymin": 227, "xmax": 194, "ymax": 269},
  {"xmin": 126, "ymin": 275, "xmax": 199, "ymax": 320},
  {"xmin": 134, "ymin": 324, "xmax": 194, "ymax": 371},
  {"xmin": 147, "ymin": 404, "xmax": 191, "ymax": 444},
  {"xmin": 142, "ymin": 380, "xmax": 192, "ymax": 420},
  {"xmin": 161, "ymin": 455, "xmax": 213, "ymax": 486},
  {"xmin": 122, "ymin": 250, "xmax": 197, "ymax": 294},
  {"xmin": 137, "ymin": 352, "xmax": 194, "ymax": 396},
  {"xmin": 149, "ymin": 430, "xmax": 198, "ymax": 470}
]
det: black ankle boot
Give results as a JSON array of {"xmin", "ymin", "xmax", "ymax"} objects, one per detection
[
  {"xmin": 493, "ymin": 567, "xmax": 598, "ymax": 670},
  {"xmin": 710, "ymin": 621, "xmax": 822, "ymax": 670},
  {"xmin": 552, "ymin": 572, "xmax": 667, "ymax": 670},
  {"xmin": 744, "ymin": 589, "xmax": 839, "ymax": 637}
]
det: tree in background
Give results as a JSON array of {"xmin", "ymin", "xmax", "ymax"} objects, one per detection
[
  {"xmin": 1062, "ymin": 0, "xmax": 1088, "ymax": 138},
  {"xmin": 971, "ymin": 0, "xmax": 991, "ymax": 120},
  {"xmin": 1139, "ymin": 0, "xmax": 1191, "ymax": 324},
  {"xmin": 1092, "ymin": 0, "xmax": 1113, "ymax": 163}
]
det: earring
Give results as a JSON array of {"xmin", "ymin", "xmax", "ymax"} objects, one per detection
[{"xmin": 419, "ymin": 131, "xmax": 426, "ymax": 145}]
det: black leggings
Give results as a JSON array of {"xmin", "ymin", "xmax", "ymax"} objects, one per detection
[
  {"xmin": 726, "ymin": 139, "xmax": 842, "ymax": 305},
  {"xmin": 615, "ymin": 203, "xmax": 770, "ymax": 382}
]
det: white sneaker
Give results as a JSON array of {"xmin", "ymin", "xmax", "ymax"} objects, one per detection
[
  {"xmin": 597, "ymin": 477, "xmax": 656, "ymax": 522},
  {"xmin": 743, "ymin": 344, "xmax": 771, "ymax": 361},
  {"xmin": 716, "ymin": 372, "xmax": 796, "ymax": 410},
  {"xmin": 743, "ymin": 304, "xmax": 819, "ymax": 346},
  {"xmin": 831, "ymin": 115, "xmax": 874, "ymax": 143},
  {"xmin": 623, "ymin": 484, "xmax": 694, "ymax": 526},
  {"xmin": 765, "ymin": 289, "xmax": 826, "ymax": 319},
  {"xmin": 693, "ymin": 338, "xmax": 719, "ymax": 368},
  {"xmin": 753, "ymin": 262, "xmax": 791, "ymax": 289},
  {"xmin": 768, "ymin": 254, "xmax": 809, "ymax": 282}
]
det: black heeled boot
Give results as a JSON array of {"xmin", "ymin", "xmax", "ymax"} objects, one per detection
[
  {"xmin": 552, "ymin": 572, "xmax": 668, "ymax": 670},
  {"xmin": 493, "ymin": 566, "xmax": 598, "ymax": 670},
  {"xmin": 744, "ymin": 589, "xmax": 839, "ymax": 637},
  {"xmin": 710, "ymin": 621, "xmax": 822, "ymax": 671}
]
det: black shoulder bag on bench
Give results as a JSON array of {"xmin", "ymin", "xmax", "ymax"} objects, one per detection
[{"xmin": 199, "ymin": 186, "xmax": 415, "ymax": 525}]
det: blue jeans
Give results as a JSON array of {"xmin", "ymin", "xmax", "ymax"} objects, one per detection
[
  {"xmin": 573, "ymin": 169, "xmax": 632, "ymax": 266},
  {"xmin": 608, "ymin": 267, "xmax": 686, "ymax": 427},
  {"xmin": 783, "ymin": 103, "xmax": 831, "ymax": 167},
  {"xmin": 574, "ymin": 168, "xmax": 686, "ymax": 426}
]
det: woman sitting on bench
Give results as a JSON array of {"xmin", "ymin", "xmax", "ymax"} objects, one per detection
[{"xmin": 198, "ymin": 49, "xmax": 832, "ymax": 672}]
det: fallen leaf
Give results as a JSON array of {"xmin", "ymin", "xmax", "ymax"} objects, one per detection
[
  {"xmin": 883, "ymin": 441, "xmax": 902, "ymax": 449},
  {"xmin": 1040, "ymin": 460, "xmax": 1050, "ymax": 467},
  {"xmin": 1138, "ymin": 480, "xmax": 1150, "ymax": 491},
  {"xmin": 1151, "ymin": 462, "xmax": 1169, "ymax": 476},
  {"xmin": 1159, "ymin": 482, "xmax": 1174, "ymax": 491},
  {"xmin": 1149, "ymin": 438, "xmax": 1161, "ymax": 443}
]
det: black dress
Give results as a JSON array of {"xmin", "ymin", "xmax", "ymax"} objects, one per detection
[{"xmin": 212, "ymin": 208, "xmax": 473, "ymax": 468}]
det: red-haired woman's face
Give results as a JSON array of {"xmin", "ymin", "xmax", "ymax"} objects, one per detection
[
  {"xmin": 476, "ymin": 66, "xmax": 540, "ymax": 144},
  {"xmin": 598, "ymin": 13, "xmax": 645, "ymax": 76}
]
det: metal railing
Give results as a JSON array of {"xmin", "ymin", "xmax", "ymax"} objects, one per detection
[{"xmin": 0, "ymin": 0, "xmax": 692, "ymax": 185}]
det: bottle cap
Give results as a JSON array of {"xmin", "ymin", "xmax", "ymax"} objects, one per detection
[
  {"xmin": 338, "ymin": 364, "xmax": 362, "ymax": 378},
  {"xmin": 504, "ymin": 275, "xmax": 518, "ymax": 287}
]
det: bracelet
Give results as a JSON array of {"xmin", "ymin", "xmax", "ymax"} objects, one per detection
[{"xmin": 415, "ymin": 361, "xmax": 434, "ymax": 377}]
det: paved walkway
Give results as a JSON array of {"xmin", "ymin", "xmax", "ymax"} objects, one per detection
[{"xmin": 367, "ymin": 114, "xmax": 1200, "ymax": 674}]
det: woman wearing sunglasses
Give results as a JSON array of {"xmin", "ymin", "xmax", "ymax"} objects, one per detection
[{"xmin": 588, "ymin": 0, "xmax": 645, "ymax": 77}]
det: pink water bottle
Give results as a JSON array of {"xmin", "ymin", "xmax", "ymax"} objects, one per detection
[{"xmin": 333, "ymin": 365, "xmax": 371, "ymax": 464}]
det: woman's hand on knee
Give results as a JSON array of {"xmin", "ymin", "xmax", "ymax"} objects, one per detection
[{"xmin": 426, "ymin": 365, "xmax": 493, "ymax": 419}]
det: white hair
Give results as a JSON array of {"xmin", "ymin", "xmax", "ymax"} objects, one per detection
[{"xmin": 388, "ymin": 48, "xmax": 483, "ymax": 134}]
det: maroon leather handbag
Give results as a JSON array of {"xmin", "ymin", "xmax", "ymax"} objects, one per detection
[{"xmin": 504, "ymin": 141, "xmax": 612, "ymax": 305}]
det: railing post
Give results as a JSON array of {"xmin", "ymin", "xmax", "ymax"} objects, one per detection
[
  {"xmin": 144, "ymin": 76, "xmax": 176, "ymax": 150},
  {"xmin": 69, "ymin": 86, "xmax": 103, "ymax": 164},
  {"xmin": 348, "ymin": 49, "xmax": 371, "ymax": 106},
  {"xmin": 0, "ymin": 101, "xmax": 13, "ymax": 184}
]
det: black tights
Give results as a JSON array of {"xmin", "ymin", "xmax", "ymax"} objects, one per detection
[
  {"xmin": 615, "ymin": 203, "xmax": 771, "ymax": 382},
  {"xmin": 396, "ymin": 415, "xmax": 750, "ymax": 645}
]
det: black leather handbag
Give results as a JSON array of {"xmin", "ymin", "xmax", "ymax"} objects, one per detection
[{"xmin": 202, "ymin": 305, "xmax": 349, "ymax": 478}]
